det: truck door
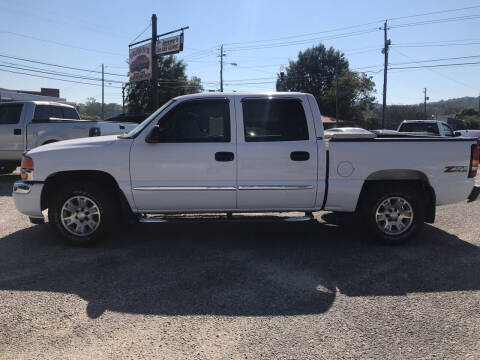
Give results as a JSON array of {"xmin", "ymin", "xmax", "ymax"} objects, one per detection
[
  {"xmin": 129, "ymin": 97, "xmax": 237, "ymax": 211},
  {"xmin": 0, "ymin": 103, "xmax": 25, "ymax": 160},
  {"xmin": 235, "ymin": 96, "xmax": 319, "ymax": 210}
]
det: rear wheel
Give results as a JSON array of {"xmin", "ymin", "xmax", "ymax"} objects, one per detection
[
  {"xmin": 48, "ymin": 182, "xmax": 115, "ymax": 245},
  {"xmin": 361, "ymin": 184, "xmax": 424, "ymax": 245}
]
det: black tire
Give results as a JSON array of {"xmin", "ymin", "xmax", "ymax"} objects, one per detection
[
  {"xmin": 48, "ymin": 181, "xmax": 116, "ymax": 245},
  {"xmin": 361, "ymin": 183, "xmax": 425, "ymax": 245}
]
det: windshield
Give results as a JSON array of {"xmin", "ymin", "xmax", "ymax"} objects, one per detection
[{"xmin": 121, "ymin": 100, "xmax": 175, "ymax": 138}]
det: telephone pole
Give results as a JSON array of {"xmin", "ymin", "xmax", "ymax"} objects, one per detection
[
  {"xmin": 424, "ymin": 88, "xmax": 429, "ymax": 119},
  {"xmin": 151, "ymin": 14, "xmax": 158, "ymax": 110},
  {"xmin": 381, "ymin": 20, "xmax": 390, "ymax": 129},
  {"xmin": 101, "ymin": 63, "xmax": 104, "ymax": 120},
  {"xmin": 220, "ymin": 44, "xmax": 224, "ymax": 92},
  {"xmin": 335, "ymin": 72, "xmax": 339, "ymax": 127}
]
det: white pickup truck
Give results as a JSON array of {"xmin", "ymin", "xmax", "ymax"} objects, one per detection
[
  {"xmin": 0, "ymin": 101, "xmax": 137, "ymax": 173},
  {"xmin": 12, "ymin": 92, "xmax": 479, "ymax": 246},
  {"xmin": 397, "ymin": 120, "xmax": 455, "ymax": 136}
]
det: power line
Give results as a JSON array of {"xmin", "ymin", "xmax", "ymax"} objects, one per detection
[
  {"xmin": 388, "ymin": 4, "xmax": 480, "ymax": 21},
  {"xmin": 226, "ymin": 28, "xmax": 379, "ymax": 52},
  {"xmin": 390, "ymin": 14, "xmax": 480, "ymax": 29},
  {"xmin": 390, "ymin": 48, "xmax": 479, "ymax": 91},
  {"xmin": 390, "ymin": 54, "xmax": 480, "ymax": 66},
  {"xmin": 0, "ymin": 68, "xmax": 121, "ymax": 88},
  {"xmin": 0, "ymin": 30, "xmax": 124, "ymax": 56},
  {"xmin": 0, "ymin": 53, "xmax": 126, "ymax": 76},
  {"xmin": 389, "ymin": 61, "xmax": 480, "ymax": 70},
  {"xmin": 0, "ymin": 63, "xmax": 124, "ymax": 83},
  {"xmin": 130, "ymin": 21, "xmax": 151, "ymax": 43}
]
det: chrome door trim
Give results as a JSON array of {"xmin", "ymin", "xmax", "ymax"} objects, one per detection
[
  {"xmin": 134, "ymin": 186, "xmax": 236, "ymax": 191},
  {"xmin": 237, "ymin": 185, "xmax": 313, "ymax": 191},
  {"xmin": 134, "ymin": 185, "xmax": 313, "ymax": 191}
]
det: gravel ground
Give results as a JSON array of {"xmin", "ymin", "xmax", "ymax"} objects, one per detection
[{"xmin": 0, "ymin": 173, "xmax": 479, "ymax": 359}]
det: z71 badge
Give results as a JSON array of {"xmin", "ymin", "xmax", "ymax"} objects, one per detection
[{"xmin": 444, "ymin": 166, "xmax": 468, "ymax": 173}]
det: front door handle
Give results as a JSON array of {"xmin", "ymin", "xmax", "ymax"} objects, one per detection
[
  {"xmin": 215, "ymin": 152, "xmax": 234, "ymax": 162},
  {"xmin": 290, "ymin": 151, "xmax": 310, "ymax": 161},
  {"xmin": 13, "ymin": 128, "xmax": 21, "ymax": 135}
]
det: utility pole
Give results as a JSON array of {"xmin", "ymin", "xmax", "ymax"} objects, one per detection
[
  {"xmin": 151, "ymin": 14, "xmax": 158, "ymax": 110},
  {"xmin": 220, "ymin": 44, "xmax": 224, "ymax": 92},
  {"xmin": 122, "ymin": 83, "xmax": 126, "ymax": 114},
  {"xmin": 335, "ymin": 72, "xmax": 339, "ymax": 127},
  {"xmin": 424, "ymin": 88, "xmax": 429, "ymax": 119},
  {"xmin": 101, "ymin": 63, "xmax": 104, "ymax": 120},
  {"xmin": 381, "ymin": 20, "xmax": 390, "ymax": 129}
]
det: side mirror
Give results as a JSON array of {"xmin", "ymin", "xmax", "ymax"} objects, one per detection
[{"xmin": 145, "ymin": 125, "xmax": 165, "ymax": 143}]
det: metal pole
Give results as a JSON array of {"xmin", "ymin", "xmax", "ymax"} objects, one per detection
[
  {"xmin": 101, "ymin": 64, "xmax": 104, "ymax": 120},
  {"xmin": 122, "ymin": 86, "xmax": 125, "ymax": 114},
  {"xmin": 151, "ymin": 14, "xmax": 158, "ymax": 110},
  {"xmin": 424, "ymin": 88, "xmax": 427, "ymax": 119},
  {"xmin": 220, "ymin": 44, "xmax": 223, "ymax": 92},
  {"xmin": 335, "ymin": 72, "xmax": 339, "ymax": 127},
  {"xmin": 382, "ymin": 20, "xmax": 389, "ymax": 129}
]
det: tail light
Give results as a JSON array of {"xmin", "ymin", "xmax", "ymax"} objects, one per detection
[
  {"xmin": 20, "ymin": 156, "xmax": 34, "ymax": 180},
  {"xmin": 469, "ymin": 144, "xmax": 479, "ymax": 178}
]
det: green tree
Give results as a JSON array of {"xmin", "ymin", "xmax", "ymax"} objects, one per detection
[
  {"xmin": 276, "ymin": 44, "xmax": 375, "ymax": 124},
  {"xmin": 126, "ymin": 55, "xmax": 203, "ymax": 113}
]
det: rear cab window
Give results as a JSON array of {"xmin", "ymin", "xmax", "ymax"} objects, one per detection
[
  {"xmin": 242, "ymin": 98, "xmax": 309, "ymax": 142},
  {"xmin": 399, "ymin": 122, "xmax": 440, "ymax": 135},
  {"xmin": 33, "ymin": 105, "xmax": 79, "ymax": 122},
  {"xmin": 0, "ymin": 103, "xmax": 23, "ymax": 124}
]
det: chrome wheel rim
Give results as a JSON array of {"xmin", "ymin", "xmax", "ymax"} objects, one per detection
[
  {"xmin": 375, "ymin": 196, "xmax": 414, "ymax": 236},
  {"xmin": 60, "ymin": 196, "xmax": 101, "ymax": 237}
]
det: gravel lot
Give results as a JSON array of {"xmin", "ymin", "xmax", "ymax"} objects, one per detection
[{"xmin": 0, "ymin": 173, "xmax": 479, "ymax": 359}]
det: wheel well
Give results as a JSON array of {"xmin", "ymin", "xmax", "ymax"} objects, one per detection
[
  {"xmin": 41, "ymin": 170, "xmax": 134, "ymax": 220},
  {"xmin": 42, "ymin": 140, "xmax": 58, "ymax": 145},
  {"xmin": 356, "ymin": 178, "xmax": 436, "ymax": 224}
]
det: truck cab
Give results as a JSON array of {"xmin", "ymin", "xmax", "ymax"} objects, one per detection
[{"xmin": 397, "ymin": 120, "xmax": 455, "ymax": 137}]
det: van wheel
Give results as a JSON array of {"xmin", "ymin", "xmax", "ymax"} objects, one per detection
[
  {"xmin": 48, "ymin": 182, "xmax": 115, "ymax": 245},
  {"xmin": 362, "ymin": 184, "xmax": 424, "ymax": 245}
]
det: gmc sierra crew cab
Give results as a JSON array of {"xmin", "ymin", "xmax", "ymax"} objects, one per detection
[
  {"xmin": 0, "ymin": 101, "xmax": 137, "ymax": 173},
  {"xmin": 12, "ymin": 93, "xmax": 480, "ymax": 245}
]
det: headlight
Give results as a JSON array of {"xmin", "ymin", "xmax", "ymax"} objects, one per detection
[{"xmin": 20, "ymin": 156, "xmax": 34, "ymax": 180}]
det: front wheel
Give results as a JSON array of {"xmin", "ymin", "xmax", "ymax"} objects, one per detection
[
  {"xmin": 361, "ymin": 184, "xmax": 425, "ymax": 245},
  {"xmin": 48, "ymin": 182, "xmax": 115, "ymax": 245}
]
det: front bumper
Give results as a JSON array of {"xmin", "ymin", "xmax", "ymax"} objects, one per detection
[
  {"xmin": 468, "ymin": 185, "xmax": 480, "ymax": 203},
  {"xmin": 12, "ymin": 181, "xmax": 44, "ymax": 218}
]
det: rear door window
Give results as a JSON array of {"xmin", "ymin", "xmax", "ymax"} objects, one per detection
[
  {"xmin": 62, "ymin": 107, "xmax": 80, "ymax": 119},
  {"xmin": 0, "ymin": 104, "xmax": 23, "ymax": 124},
  {"xmin": 441, "ymin": 123, "xmax": 453, "ymax": 136},
  {"xmin": 34, "ymin": 105, "xmax": 74, "ymax": 121},
  {"xmin": 242, "ymin": 99, "xmax": 309, "ymax": 142}
]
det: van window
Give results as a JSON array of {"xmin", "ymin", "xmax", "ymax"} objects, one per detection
[
  {"xmin": 242, "ymin": 99, "xmax": 309, "ymax": 142},
  {"xmin": 0, "ymin": 104, "xmax": 23, "ymax": 124}
]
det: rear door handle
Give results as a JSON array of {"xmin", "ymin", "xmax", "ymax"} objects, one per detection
[
  {"xmin": 119, "ymin": 124, "xmax": 125, "ymax": 130},
  {"xmin": 13, "ymin": 128, "xmax": 21, "ymax": 135},
  {"xmin": 290, "ymin": 151, "xmax": 310, "ymax": 161},
  {"xmin": 215, "ymin": 152, "xmax": 234, "ymax": 162}
]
